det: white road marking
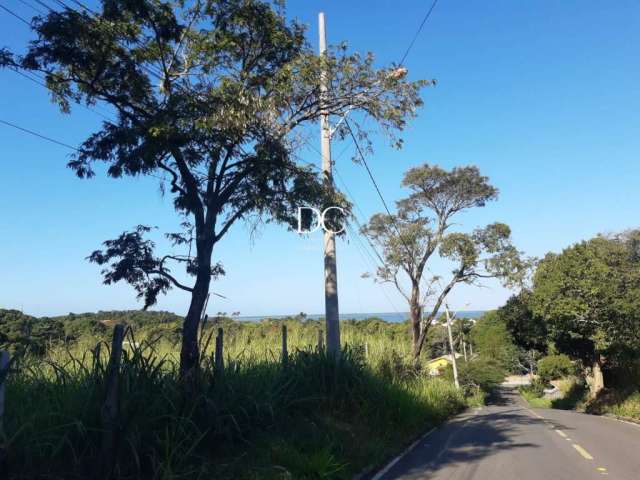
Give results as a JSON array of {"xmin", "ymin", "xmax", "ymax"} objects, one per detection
[{"xmin": 370, "ymin": 428, "xmax": 435, "ymax": 480}]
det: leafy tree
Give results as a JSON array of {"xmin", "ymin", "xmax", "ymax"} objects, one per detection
[
  {"xmin": 445, "ymin": 357, "xmax": 507, "ymax": 396},
  {"xmin": 537, "ymin": 354, "xmax": 575, "ymax": 383},
  {"xmin": 451, "ymin": 317, "xmax": 474, "ymax": 360},
  {"xmin": 497, "ymin": 290, "xmax": 548, "ymax": 374},
  {"xmin": 0, "ymin": 309, "xmax": 65, "ymax": 354},
  {"xmin": 1, "ymin": 1, "xmax": 426, "ymax": 376},
  {"xmin": 498, "ymin": 290, "xmax": 547, "ymax": 353},
  {"xmin": 361, "ymin": 165, "xmax": 529, "ymax": 361},
  {"xmin": 530, "ymin": 231, "xmax": 640, "ymax": 393},
  {"xmin": 425, "ymin": 323, "xmax": 449, "ymax": 358},
  {"xmin": 470, "ymin": 311, "xmax": 519, "ymax": 373}
]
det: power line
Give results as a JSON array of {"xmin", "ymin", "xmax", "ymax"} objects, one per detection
[
  {"xmin": 345, "ymin": 222, "xmax": 401, "ymax": 313},
  {"xmin": 398, "ymin": 0, "xmax": 440, "ymax": 66},
  {"xmin": 9, "ymin": 68, "xmax": 115, "ymax": 122},
  {"xmin": 344, "ymin": 119, "xmax": 396, "ymax": 222},
  {"xmin": 0, "ymin": 117, "xmax": 175, "ymax": 185},
  {"xmin": 16, "ymin": 0, "xmax": 45, "ymax": 15},
  {"xmin": 14, "ymin": 0, "xmax": 168, "ymax": 86},
  {"xmin": 343, "ymin": 118, "xmax": 436, "ymax": 302},
  {"xmin": 333, "ymin": 166, "xmax": 387, "ymax": 267},
  {"xmin": 0, "ymin": 3, "xmax": 32, "ymax": 25},
  {"xmin": 299, "ymin": 136, "xmax": 403, "ymax": 312},
  {"xmin": 302, "ymin": 137, "xmax": 390, "ymax": 266},
  {"xmin": 33, "ymin": 0, "xmax": 55, "ymax": 13},
  {"xmin": 0, "ymin": 118, "xmax": 82, "ymax": 151}
]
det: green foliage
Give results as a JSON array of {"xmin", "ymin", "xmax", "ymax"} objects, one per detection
[
  {"xmin": 470, "ymin": 312, "xmax": 519, "ymax": 373},
  {"xmin": 0, "ymin": 309, "xmax": 64, "ymax": 355},
  {"xmin": 4, "ymin": 341, "xmax": 464, "ymax": 479},
  {"xmin": 527, "ymin": 378, "xmax": 548, "ymax": 397},
  {"xmin": 518, "ymin": 386, "xmax": 551, "ymax": 408},
  {"xmin": 446, "ymin": 357, "xmax": 507, "ymax": 396},
  {"xmin": 537, "ymin": 354, "xmax": 575, "ymax": 382},
  {"xmin": 361, "ymin": 164, "xmax": 529, "ymax": 359},
  {"xmin": 531, "ymin": 231, "xmax": 640, "ymax": 366},
  {"xmin": 2, "ymin": 0, "xmax": 427, "ymax": 313},
  {"xmin": 603, "ymin": 391, "xmax": 640, "ymax": 419},
  {"xmin": 498, "ymin": 290, "xmax": 547, "ymax": 353}
]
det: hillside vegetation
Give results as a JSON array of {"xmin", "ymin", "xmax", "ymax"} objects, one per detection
[{"xmin": 1, "ymin": 310, "xmax": 480, "ymax": 479}]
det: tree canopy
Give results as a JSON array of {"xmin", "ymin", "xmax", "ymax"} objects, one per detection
[
  {"xmin": 362, "ymin": 164, "xmax": 529, "ymax": 360},
  {"xmin": 1, "ymin": 0, "xmax": 428, "ymax": 375},
  {"xmin": 530, "ymin": 231, "xmax": 640, "ymax": 365}
]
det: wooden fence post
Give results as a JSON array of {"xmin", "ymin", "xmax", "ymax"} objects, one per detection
[
  {"xmin": 0, "ymin": 351, "xmax": 8, "ymax": 432},
  {"xmin": 101, "ymin": 324, "xmax": 126, "ymax": 478},
  {"xmin": 317, "ymin": 329, "xmax": 324, "ymax": 352},
  {"xmin": 364, "ymin": 342, "xmax": 369, "ymax": 359},
  {"xmin": 0, "ymin": 350, "xmax": 9, "ymax": 476},
  {"xmin": 215, "ymin": 328, "xmax": 224, "ymax": 377},
  {"xmin": 281, "ymin": 325, "xmax": 288, "ymax": 366}
]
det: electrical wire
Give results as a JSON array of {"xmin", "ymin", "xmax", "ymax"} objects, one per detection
[
  {"xmin": 0, "ymin": 3, "xmax": 32, "ymax": 25},
  {"xmin": 0, "ymin": 118, "xmax": 82, "ymax": 151},
  {"xmin": 398, "ymin": 0, "xmax": 440, "ymax": 66}
]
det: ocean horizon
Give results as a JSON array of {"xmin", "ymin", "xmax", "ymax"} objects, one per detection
[{"xmin": 236, "ymin": 310, "xmax": 487, "ymax": 323}]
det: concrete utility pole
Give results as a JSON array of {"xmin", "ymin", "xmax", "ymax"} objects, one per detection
[
  {"xmin": 445, "ymin": 304, "xmax": 460, "ymax": 389},
  {"xmin": 319, "ymin": 12, "xmax": 340, "ymax": 359}
]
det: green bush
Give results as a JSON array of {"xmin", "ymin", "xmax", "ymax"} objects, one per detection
[
  {"xmin": 537, "ymin": 354, "xmax": 575, "ymax": 382},
  {"xmin": 444, "ymin": 357, "xmax": 506, "ymax": 396},
  {"xmin": 520, "ymin": 378, "xmax": 547, "ymax": 398}
]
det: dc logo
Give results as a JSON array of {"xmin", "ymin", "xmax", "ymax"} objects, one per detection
[{"xmin": 297, "ymin": 206, "xmax": 346, "ymax": 234}]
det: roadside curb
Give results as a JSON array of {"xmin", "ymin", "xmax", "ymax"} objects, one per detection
[
  {"xmin": 602, "ymin": 413, "xmax": 640, "ymax": 427},
  {"xmin": 356, "ymin": 408, "xmax": 476, "ymax": 480},
  {"xmin": 518, "ymin": 391, "xmax": 640, "ymax": 428}
]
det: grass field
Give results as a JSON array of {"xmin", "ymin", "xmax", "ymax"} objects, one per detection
[{"xmin": 1, "ymin": 316, "xmax": 469, "ymax": 479}]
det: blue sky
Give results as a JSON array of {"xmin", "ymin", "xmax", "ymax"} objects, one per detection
[{"xmin": 1, "ymin": 0, "xmax": 639, "ymax": 318}]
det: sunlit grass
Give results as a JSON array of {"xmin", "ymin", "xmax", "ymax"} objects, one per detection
[{"xmin": 3, "ymin": 320, "xmax": 466, "ymax": 479}]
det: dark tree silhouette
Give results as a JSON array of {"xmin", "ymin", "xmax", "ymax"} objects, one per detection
[{"xmin": 1, "ymin": 0, "xmax": 427, "ymax": 376}]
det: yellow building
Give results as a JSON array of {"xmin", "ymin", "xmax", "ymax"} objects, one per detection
[{"xmin": 426, "ymin": 354, "xmax": 462, "ymax": 376}]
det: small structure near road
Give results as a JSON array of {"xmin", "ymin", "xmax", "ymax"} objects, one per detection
[{"xmin": 426, "ymin": 354, "xmax": 462, "ymax": 376}]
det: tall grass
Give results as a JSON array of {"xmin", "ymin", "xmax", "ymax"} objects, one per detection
[{"xmin": 3, "ymin": 327, "xmax": 465, "ymax": 480}]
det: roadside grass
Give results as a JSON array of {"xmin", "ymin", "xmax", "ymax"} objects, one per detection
[
  {"xmin": 3, "ymin": 337, "xmax": 466, "ymax": 479},
  {"xmin": 586, "ymin": 389, "xmax": 640, "ymax": 420},
  {"xmin": 605, "ymin": 391, "xmax": 640, "ymax": 419},
  {"xmin": 519, "ymin": 377, "xmax": 587, "ymax": 410},
  {"xmin": 518, "ymin": 388, "xmax": 552, "ymax": 408}
]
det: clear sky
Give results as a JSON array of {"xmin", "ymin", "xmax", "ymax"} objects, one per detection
[{"xmin": 1, "ymin": 1, "xmax": 639, "ymax": 318}]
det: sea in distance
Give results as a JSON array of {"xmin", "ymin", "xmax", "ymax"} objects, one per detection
[{"xmin": 237, "ymin": 311, "xmax": 487, "ymax": 323}]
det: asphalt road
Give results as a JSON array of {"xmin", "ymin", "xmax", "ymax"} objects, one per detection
[{"xmin": 374, "ymin": 387, "xmax": 640, "ymax": 480}]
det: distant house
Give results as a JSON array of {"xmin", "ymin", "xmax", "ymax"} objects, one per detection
[{"xmin": 426, "ymin": 353, "xmax": 463, "ymax": 376}]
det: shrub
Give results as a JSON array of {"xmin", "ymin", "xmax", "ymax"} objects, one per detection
[
  {"xmin": 444, "ymin": 357, "xmax": 506, "ymax": 396},
  {"xmin": 537, "ymin": 354, "xmax": 575, "ymax": 382},
  {"xmin": 521, "ymin": 378, "xmax": 547, "ymax": 398}
]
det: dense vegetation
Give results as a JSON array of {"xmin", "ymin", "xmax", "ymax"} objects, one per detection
[
  {"xmin": 2, "ymin": 310, "xmax": 502, "ymax": 479},
  {"xmin": 5, "ymin": 344, "xmax": 464, "ymax": 479},
  {"xmin": 499, "ymin": 230, "xmax": 640, "ymax": 419}
]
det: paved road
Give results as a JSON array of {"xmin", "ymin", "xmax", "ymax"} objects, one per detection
[{"xmin": 375, "ymin": 388, "xmax": 640, "ymax": 480}]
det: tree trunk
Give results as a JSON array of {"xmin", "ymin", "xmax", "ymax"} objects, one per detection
[
  {"xmin": 409, "ymin": 284, "xmax": 422, "ymax": 362},
  {"xmin": 409, "ymin": 284, "xmax": 422, "ymax": 356},
  {"xmin": 179, "ymin": 237, "xmax": 214, "ymax": 379},
  {"xmin": 179, "ymin": 274, "xmax": 210, "ymax": 379},
  {"xmin": 590, "ymin": 355, "xmax": 605, "ymax": 397}
]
